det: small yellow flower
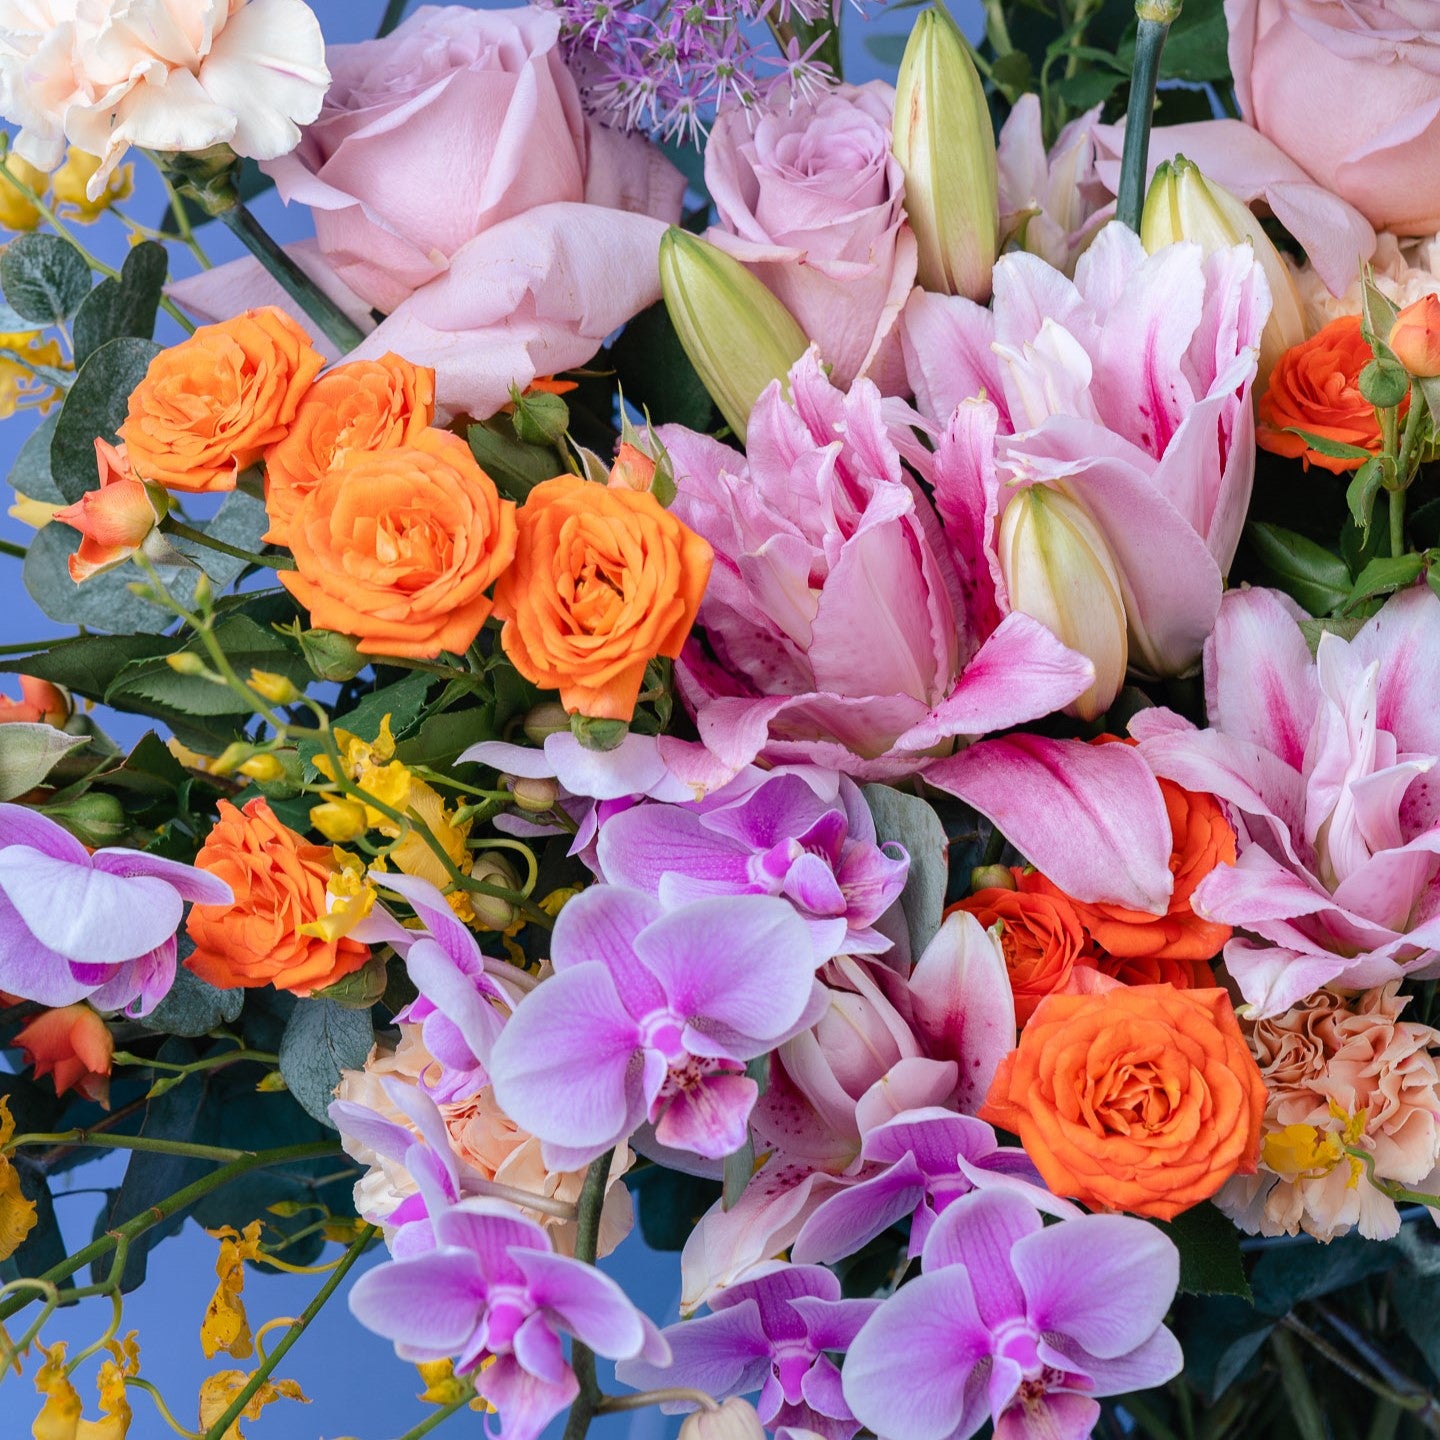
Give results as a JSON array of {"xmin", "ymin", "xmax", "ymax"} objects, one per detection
[
  {"xmin": 200, "ymin": 1222, "xmax": 265, "ymax": 1361},
  {"xmin": 309, "ymin": 798, "xmax": 368, "ymax": 844},
  {"xmin": 8, "ymin": 492, "xmax": 62, "ymax": 528},
  {"xmin": 416, "ymin": 1357, "xmax": 491, "ymax": 1412},
  {"xmin": 0, "ymin": 154, "xmax": 47, "ymax": 231},
  {"xmin": 51, "ymin": 150, "xmax": 132, "ymax": 223},
  {"xmin": 1261, "ymin": 1123, "xmax": 1344, "ymax": 1181},
  {"xmin": 246, "ymin": 669, "xmax": 302, "ymax": 706},
  {"xmin": 0, "ymin": 331, "xmax": 68, "ymax": 419},
  {"xmin": 197, "ymin": 1370, "xmax": 309, "ymax": 1440},
  {"xmin": 0, "ymin": 1096, "xmax": 38, "ymax": 1262},
  {"xmin": 298, "ymin": 850, "xmax": 377, "ymax": 943},
  {"xmin": 31, "ymin": 1343, "xmax": 83, "ymax": 1440},
  {"xmin": 236, "ymin": 754, "xmax": 285, "ymax": 784}
]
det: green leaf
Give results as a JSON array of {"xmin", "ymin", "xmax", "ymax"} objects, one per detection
[
  {"xmin": 1152, "ymin": 1202, "xmax": 1251, "ymax": 1299},
  {"xmin": 1055, "ymin": 67, "xmax": 1126, "ymax": 109},
  {"xmin": 466, "ymin": 418, "xmax": 565, "ymax": 503},
  {"xmin": 1172, "ymin": 1294, "xmax": 1272, "ymax": 1401},
  {"xmin": 862, "ymin": 783, "xmax": 948, "ymax": 960},
  {"xmin": 300, "ymin": 671, "xmax": 433, "ymax": 764},
  {"xmin": 609, "ymin": 301, "xmax": 718, "ymax": 432},
  {"xmin": 50, "ymin": 336, "xmax": 161, "ymax": 503},
  {"xmin": 278, "ymin": 997, "xmax": 374, "ymax": 1127},
  {"xmin": 1341, "ymin": 551, "xmax": 1426, "ymax": 613},
  {"xmin": 1281, "ymin": 426, "xmax": 1375, "ymax": 463},
  {"xmin": 71, "ymin": 241, "xmax": 167, "ymax": 363},
  {"xmin": 1345, "ymin": 457, "xmax": 1383, "ymax": 533},
  {"xmin": 137, "ymin": 961, "xmax": 243, "ymax": 1038},
  {"xmin": 1394, "ymin": 1259, "xmax": 1440, "ymax": 1381},
  {"xmin": 1245, "ymin": 522, "xmax": 1351, "ymax": 615},
  {"xmin": 166, "ymin": 489, "xmax": 271, "ymax": 588},
  {"xmin": 0, "ymin": 723, "xmax": 88, "ymax": 800},
  {"xmin": 22, "ymin": 520, "xmax": 183, "ymax": 634},
  {"xmin": 722, "ymin": 1132, "xmax": 755, "ymax": 1210},
  {"xmin": 1157, "ymin": 1, "xmax": 1230, "ymax": 81},
  {"xmin": 0, "ymin": 633, "xmax": 174, "ymax": 699},
  {"xmin": 0, "ymin": 233, "xmax": 91, "ymax": 324},
  {"xmin": 9, "ymin": 412, "xmax": 62, "ymax": 504},
  {"xmin": 1250, "ymin": 1229, "xmax": 1401, "ymax": 1315},
  {"xmin": 1361, "ymin": 276, "xmax": 1401, "ymax": 353}
]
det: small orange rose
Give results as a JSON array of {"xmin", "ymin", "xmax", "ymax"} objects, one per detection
[
  {"xmin": 185, "ymin": 797, "xmax": 369, "ymax": 995},
  {"xmin": 0, "ymin": 676, "xmax": 70, "ymax": 727},
  {"xmin": 1389, "ymin": 294, "xmax": 1440, "ymax": 379},
  {"xmin": 280, "ymin": 429, "xmax": 517, "ymax": 660},
  {"xmin": 493, "ymin": 476, "xmax": 713, "ymax": 721},
  {"xmin": 53, "ymin": 438, "xmax": 166, "ymax": 581},
  {"xmin": 15, "ymin": 1004, "xmax": 113, "ymax": 1106},
  {"xmin": 1096, "ymin": 953, "xmax": 1217, "ymax": 989},
  {"xmin": 1258, "ymin": 314, "xmax": 1398, "ymax": 473},
  {"xmin": 980, "ymin": 984, "xmax": 1267, "ymax": 1219},
  {"xmin": 263, "ymin": 353, "xmax": 435, "ymax": 543},
  {"xmin": 119, "ymin": 307, "xmax": 325, "ymax": 493},
  {"xmin": 949, "ymin": 872, "xmax": 1096, "ymax": 1025}
]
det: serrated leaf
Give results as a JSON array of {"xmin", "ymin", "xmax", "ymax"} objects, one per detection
[
  {"xmin": 0, "ymin": 633, "xmax": 174, "ymax": 699},
  {"xmin": 0, "ymin": 723, "xmax": 88, "ymax": 800},
  {"xmin": 1282, "ymin": 426, "xmax": 1375, "ymax": 462},
  {"xmin": 0, "ymin": 232, "xmax": 91, "ymax": 324},
  {"xmin": 50, "ymin": 336, "xmax": 161, "ymax": 503},
  {"xmin": 1341, "ymin": 551, "xmax": 1426, "ymax": 613},
  {"xmin": 863, "ymin": 783, "xmax": 948, "ymax": 960},
  {"xmin": 300, "ymin": 671, "xmax": 433, "ymax": 764},
  {"xmin": 1345, "ymin": 456, "xmax": 1383, "ymax": 532},
  {"xmin": 72, "ymin": 241, "xmax": 167, "ymax": 363},
  {"xmin": 278, "ymin": 997, "xmax": 374, "ymax": 1127},
  {"xmin": 1151, "ymin": 1201, "xmax": 1251, "ymax": 1299},
  {"xmin": 1245, "ymin": 522, "xmax": 1351, "ymax": 615},
  {"xmin": 466, "ymin": 419, "xmax": 564, "ymax": 503}
]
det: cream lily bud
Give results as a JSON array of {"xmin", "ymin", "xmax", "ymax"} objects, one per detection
[
  {"xmin": 660, "ymin": 227, "xmax": 809, "ymax": 443},
  {"xmin": 892, "ymin": 8, "xmax": 998, "ymax": 301},
  {"xmin": 679, "ymin": 1400, "xmax": 767, "ymax": 1440},
  {"xmin": 998, "ymin": 484, "xmax": 1128, "ymax": 723},
  {"xmin": 1141, "ymin": 155, "xmax": 1306, "ymax": 386}
]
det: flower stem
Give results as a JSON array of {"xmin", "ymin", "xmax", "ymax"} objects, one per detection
[
  {"xmin": 378, "ymin": 0, "xmax": 412, "ymax": 36},
  {"xmin": 560, "ymin": 1151, "xmax": 617, "ymax": 1440},
  {"xmin": 1390, "ymin": 486, "xmax": 1406, "ymax": 558},
  {"xmin": 6, "ymin": 1130, "xmax": 257, "ymax": 1162},
  {"xmin": 0, "ymin": 539, "xmax": 25, "ymax": 560},
  {"xmin": 1115, "ymin": 1, "xmax": 1183, "ymax": 232},
  {"xmin": 161, "ymin": 515, "xmax": 295, "ymax": 571},
  {"xmin": 394, "ymin": 1392, "xmax": 479, "ymax": 1440},
  {"xmin": 198, "ymin": 1224, "xmax": 377, "ymax": 1440},
  {"xmin": 216, "ymin": 201, "xmax": 368, "ymax": 354},
  {"xmin": 597, "ymin": 1389, "xmax": 719, "ymax": 1414}
]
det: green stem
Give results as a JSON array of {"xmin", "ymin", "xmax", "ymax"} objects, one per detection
[
  {"xmin": 378, "ymin": 0, "xmax": 412, "ymax": 36},
  {"xmin": 127, "ymin": 1377, "xmax": 203, "ymax": 1438},
  {"xmin": 7, "ymin": 1130, "xmax": 258, "ymax": 1162},
  {"xmin": 0, "ymin": 539, "xmax": 25, "ymax": 560},
  {"xmin": 1115, "ymin": 6, "xmax": 1181, "ymax": 232},
  {"xmin": 1390, "ymin": 486, "xmax": 1406, "ymax": 558},
  {"xmin": 1279, "ymin": 1315, "xmax": 1435, "ymax": 1420},
  {"xmin": 0, "ymin": 1140, "xmax": 339, "ymax": 1322},
  {"xmin": 597, "ymin": 1389, "xmax": 719, "ymax": 1415},
  {"xmin": 198, "ymin": 1225, "xmax": 377, "ymax": 1440},
  {"xmin": 559, "ymin": 1151, "xmax": 616, "ymax": 1440},
  {"xmin": 216, "ymin": 202, "xmax": 367, "ymax": 354},
  {"xmin": 161, "ymin": 516, "xmax": 295, "ymax": 572},
  {"xmin": 394, "ymin": 1393, "xmax": 479, "ymax": 1440},
  {"xmin": 1398, "ymin": 385, "xmax": 1429, "ymax": 483}
]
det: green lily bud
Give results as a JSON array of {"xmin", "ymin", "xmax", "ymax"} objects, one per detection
[
  {"xmin": 659, "ymin": 227, "xmax": 809, "ymax": 443},
  {"xmin": 892, "ymin": 8, "xmax": 998, "ymax": 301},
  {"xmin": 1141, "ymin": 155, "xmax": 1308, "ymax": 386}
]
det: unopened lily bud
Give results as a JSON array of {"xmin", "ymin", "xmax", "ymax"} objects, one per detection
[
  {"xmin": 248, "ymin": 669, "xmax": 303, "ymax": 706},
  {"xmin": 679, "ymin": 1399, "xmax": 766, "ymax": 1440},
  {"xmin": 970, "ymin": 863, "xmax": 1016, "ymax": 893},
  {"xmin": 892, "ymin": 8, "xmax": 998, "ymax": 301},
  {"xmin": 509, "ymin": 776, "xmax": 560, "ymax": 813},
  {"xmin": 1389, "ymin": 294, "xmax": 1440, "ymax": 379},
  {"xmin": 1140, "ymin": 156, "xmax": 1307, "ymax": 386},
  {"xmin": 998, "ymin": 485, "xmax": 1128, "ymax": 723},
  {"xmin": 522, "ymin": 702, "xmax": 571, "ymax": 745},
  {"xmin": 660, "ymin": 227, "xmax": 809, "ymax": 442}
]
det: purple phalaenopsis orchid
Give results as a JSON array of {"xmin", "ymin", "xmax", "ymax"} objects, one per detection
[
  {"xmin": 489, "ymin": 886, "xmax": 823, "ymax": 1166},
  {"xmin": 617, "ymin": 1262, "xmax": 880, "ymax": 1440},
  {"xmin": 0, "ymin": 803, "xmax": 231, "ymax": 1015},
  {"xmin": 791, "ymin": 1109, "xmax": 1054, "ymax": 1265},
  {"xmin": 349, "ymin": 1198, "xmax": 668, "ymax": 1440},
  {"xmin": 595, "ymin": 769, "xmax": 908, "ymax": 960},
  {"xmin": 842, "ymin": 1189, "xmax": 1183, "ymax": 1440}
]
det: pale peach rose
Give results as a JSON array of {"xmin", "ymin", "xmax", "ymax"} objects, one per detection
[
  {"xmin": 1217, "ymin": 984, "xmax": 1440, "ymax": 1242},
  {"xmin": 334, "ymin": 1026, "xmax": 633, "ymax": 1258}
]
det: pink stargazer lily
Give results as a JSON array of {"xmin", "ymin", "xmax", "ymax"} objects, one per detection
[{"xmin": 1133, "ymin": 584, "xmax": 1440, "ymax": 1017}]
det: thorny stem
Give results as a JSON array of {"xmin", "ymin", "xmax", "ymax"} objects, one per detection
[{"xmin": 559, "ymin": 1151, "xmax": 617, "ymax": 1440}]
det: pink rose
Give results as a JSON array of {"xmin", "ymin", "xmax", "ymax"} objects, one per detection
[
  {"xmin": 704, "ymin": 83, "xmax": 916, "ymax": 390},
  {"xmin": 263, "ymin": 4, "xmax": 684, "ymax": 312},
  {"xmin": 1227, "ymin": 0, "xmax": 1440, "ymax": 236}
]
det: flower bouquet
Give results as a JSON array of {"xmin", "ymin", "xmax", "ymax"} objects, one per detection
[{"xmin": 2, "ymin": 0, "xmax": 1440, "ymax": 1436}]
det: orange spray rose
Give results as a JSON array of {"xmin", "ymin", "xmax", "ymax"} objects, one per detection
[
  {"xmin": 1389, "ymin": 294, "xmax": 1440, "ymax": 379},
  {"xmin": 119, "ymin": 307, "xmax": 325, "ymax": 493},
  {"xmin": 980, "ymin": 984, "xmax": 1267, "ymax": 1219},
  {"xmin": 279, "ymin": 429, "xmax": 517, "ymax": 660},
  {"xmin": 15, "ymin": 1005, "xmax": 113, "ymax": 1106},
  {"xmin": 0, "ymin": 676, "xmax": 70, "ymax": 726},
  {"xmin": 53, "ymin": 439, "xmax": 166, "ymax": 581},
  {"xmin": 493, "ymin": 476, "xmax": 713, "ymax": 721},
  {"xmin": 185, "ymin": 797, "xmax": 369, "ymax": 994}
]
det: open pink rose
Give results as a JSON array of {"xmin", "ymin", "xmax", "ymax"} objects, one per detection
[
  {"xmin": 262, "ymin": 4, "xmax": 684, "ymax": 313},
  {"xmin": 704, "ymin": 83, "xmax": 916, "ymax": 390}
]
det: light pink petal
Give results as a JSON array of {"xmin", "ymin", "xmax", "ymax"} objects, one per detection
[
  {"xmin": 90, "ymin": 848, "xmax": 233, "ymax": 906},
  {"xmin": 1353, "ymin": 584, "xmax": 1440, "ymax": 761},
  {"xmin": 654, "ymin": 1072, "xmax": 759, "ymax": 1160},
  {"xmin": 900, "ymin": 289, "xmax": 1006, "ymax": 428}
]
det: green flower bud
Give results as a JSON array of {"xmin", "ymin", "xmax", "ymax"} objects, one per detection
[
  {"xmin": 44, "ymin": 791, "xmax": 128, "ymax": 847},
  {"xmin": 298, "ymin": 628, "xmax": 366, "ymax": 683},
  {"xmin": 521, "ymin": 702, "xmax": 571, "ymax": 745},
  {"xmin": 1359, "ymin": 358, "xmax": 1411, "ymax": 409},
  {"xmin": 659, "ymin": 227, "xmax": 809, "ymax": 443},
  {"xmin": 570, "ymin": 712, "xmax": 629, "ymax": 752}
]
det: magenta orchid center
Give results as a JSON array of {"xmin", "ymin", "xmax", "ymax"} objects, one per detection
[
  {"xmin": 773, "ymin": 1339, "xmax": 818, "ymax": 1402},
  {"xmin": 476, "ymin": 1287, "xmax": 532, "ymax": 1358}
]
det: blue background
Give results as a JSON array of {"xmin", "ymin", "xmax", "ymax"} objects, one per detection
[{"xmin": 0, "ymin": 3, "xmax": 977, "ymax": 1435}]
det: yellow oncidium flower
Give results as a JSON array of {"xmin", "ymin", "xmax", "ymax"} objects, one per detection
[
  {"xmin": 1261, "ymin": 1105, "xmax": 1370, "ymax": 1188},
  {"xmin": 0, "ymin": 1096, "xmax": 38, "ymax": 1263},
  {"xmin": 299, "ymin": 849, "xmax": 378, "ymax": 943},
  {"xmin": 165, "ymin": 739, "xmax": 217, "ymax": 773},
  {"xmin": 0, "ymin": 331, "xmax": 69, "ymax": 419},
  {"xmin": 29, "ymin": 1337, "xmax": 134, "ymax": 1440},
  {"xmin": 415, "ymin": 1357, "xmax": 492, "ymax": 1412},
  {"xmin": 8, "ymin": 492, "xmax": 63, "ymax": 529},
  {"xmin": 309, "ymin": 798, "xmax": 368, "ymax": 844},
  {"xmin": 200, "ymin": 1221, "xmax": 265, "ymax": 1361},
  {"xmin": 197, "ymin": 1370, "xmax": 309, "ymax": 1440},
  {"xmin": 0, "ymin": 154, "xmax": 47, "ymax": 231},
  {"xmin": 50, "ymin": 150, "xmax": 132, "ymax": 224}
]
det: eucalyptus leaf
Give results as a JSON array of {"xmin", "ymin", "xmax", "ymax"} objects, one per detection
[
  {"xmin": 863, "ymin": 783, "xmax": 948, "ymax": 960},
  {"xmin": 8, "ymin": 412, "xmax": 62, "ymax": 504},
  {"xmin": 50, "ymin": 336, "xmax": 161, "ymax": 503},
  {"xmin": 0, "ymin": 232, "xmax": 91, "ymax": 324},
  {"xmin": 166, "ymin": 489, "xmax": 271, "ymax": 588},
  {"xmin": 72, "ymin": 241, "xmax": 167, "ymax": 363},
  {"xmin": 0, "ymin": 723, "xmax": 88, "ymax": 800},
  {"xmin": 23, "ymin": 520, "xmax": 188, "ymax": 634},
  {"xmin": 278, "ymin": 997, "xmax": 374, "ymax": 1127},
  {"xmin": 137, "ymin": 963, "xmax": 243, "ymax": 1038}
]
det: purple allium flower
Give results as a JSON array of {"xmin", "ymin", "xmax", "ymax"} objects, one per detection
[
  {"xmin": 842, "ymin": 1189, "xmax": 1183, "ymax": 1440},
  {"xmin": 349, "ymin": 1198, "xmax": 668, "ymax": 1440},
  {"xmin": 596, "ymin": 769, "xmax": 908, "ymax": 960},
  {"xmin": 0, "ymin": 803, "xmax": 231, "ymax": 1015},
  {"xmin": 617, "ymin": 1261, "xmax": 880, "ymax": 1440},
  {"xmin": 490, "ymin": 886, "xmax": 823, "ymax": 1165}
]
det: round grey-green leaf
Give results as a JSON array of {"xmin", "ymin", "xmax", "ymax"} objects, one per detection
[
  {"xmin": 50, "ymin": 335, "xmax": 161, "ymax": 503},
  {"xmin": 0, "ymin": 233, "xmax": 91, "ymax": 325}
]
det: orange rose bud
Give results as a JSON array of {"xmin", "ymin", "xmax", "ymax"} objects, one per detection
[
  {"xmin": 0, "ymin": 675, "xmax": 70, "ymax": 726},
  {"xmin": 185, "ymin": 797, "xmax": 370, "ymax": 994},
  {"xmin": 280, "ymin": 428, "xmax": 517, "ymax": 660},
  {"xmin": 949, "ymin": 872, "xmax": 1096, "ymax": 1025},
  {"xmin": 16, "ymin": 1004, "xmax": 113, "ymax": 1106},
  {"xmin": 53, "ymin": 438, "xmax": 167, "ymax": 581},
  {"xmin": 607, "ymin": 442, "xmax": 657, "ymax": 493},
  {"xmin": 494, "ymin": 476, "xmax": 713, "ymax": 722},
  {"xmin": 119, "ymin": 307, "xmax": 325, "ymax": 493},
  {"xmin": 980, "ymin": 984, "xmax": 1268, "ymax": 1220},
  {"xmin": 1389, "ymin": 294, "xmax": 1440, "ymax": 379},
  {"xmin": 1258, "ymin": 314, "xmax": 1398, "ymax": 473},
  {"xmin": 263, "ymin": 352, "xmax": 436, "ymax": 544}
]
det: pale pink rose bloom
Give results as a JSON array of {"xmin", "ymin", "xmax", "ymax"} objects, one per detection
[
  {"xmin": 704, "ymin": 82, "xmax": 917, "ymax": 390},
  {"xmin": 334, "ymin": 1026, "xmax": 634, "ymax": 1259},
  {"xmin": 0, "ymin": 0, "xmax": 330, "ymax": 197},
  {"xmin": 1217, "ymin": 985, "xmax": 1440, "ymax": 1242}
]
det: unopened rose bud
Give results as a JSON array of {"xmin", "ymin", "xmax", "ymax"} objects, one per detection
[
  {"xmin": 998, "ymin": 485, "xmax": 1128, "ymax": 723},
  {"xmin": 509, "ymin": 776, "xmax": 560, "ymax": 813},
  {"xmin": 44, "ymin": 792, "xmax": 127, "ymax": 847},
  {"xmin": 892, "ymin": 8, "xmax": 998, "ymax": 301},
  {"xmin": 608, "ymin": 442, "xmax": 657, "ymax": 493},
  {"xmin": 660, "ymin": 227, "xmax": 809, "ymax": 442},
  {"xmin": 970, "ymin": 864, "xmax": 1016, "ymax": 893},
  {"xmin": 679, "ymin": 1399, "xmax": 766, "ymax": 1440},
  {"xmin": 1359, "ymin": 358, "xmax": 1411, "ymax": 409},
  {"xmin": 522, "ymin": 702, "xmax": 571, "ymax": 745},
  {"xmin": 53, "ymin": 440, "xmax": 168, "ymax": 583},
  {"xmin": 571, "ymin": 712, "xmax": 628, "ymax": 752},
  {"xmin": 1389, "ymin": 294, "xmax": 1440, "ymax": 379},
  {"xmin": 1140, "ymin": 156, "xmax": 1307, "ymax": 387},
  {"xmin": 298, "ymin": 628, "xmax": 366, "ymax": 683}
]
